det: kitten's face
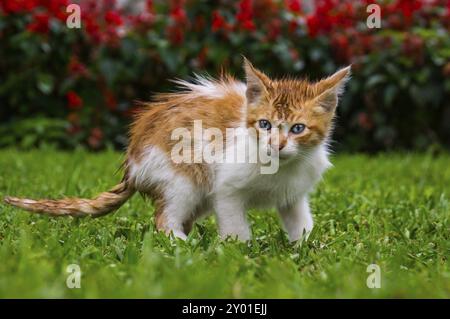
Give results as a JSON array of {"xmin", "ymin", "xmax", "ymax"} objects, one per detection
[{"xmin": 244, "ymin": 59, "xmax": 350, "ymax": 160}]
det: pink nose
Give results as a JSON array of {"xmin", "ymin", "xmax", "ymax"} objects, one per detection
[{"xmin": 268, "ymin": 137, "xmax": 287, "ymax": 151}]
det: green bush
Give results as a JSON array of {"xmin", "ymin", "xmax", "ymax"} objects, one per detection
[{"xmin": 1, "ymin": 0, "xmax": 449, "ymax": 151}]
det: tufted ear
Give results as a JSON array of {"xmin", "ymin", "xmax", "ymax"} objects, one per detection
[
  {"xmin": 313, "ymin": 66, "xmax": 351, "ymax": 113},
  {"xmin": 243, "ymin": 57, "xmax": 271, "ymax": 106}
]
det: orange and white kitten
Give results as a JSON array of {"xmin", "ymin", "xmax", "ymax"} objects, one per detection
[{"xmin": 4, "ymin": 59, "xmax": 350, "ymax": 242}]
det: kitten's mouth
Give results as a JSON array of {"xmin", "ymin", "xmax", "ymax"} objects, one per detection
[{"xmin": 266, "ymin": 147, "xmax": 292, "ymax": 161}]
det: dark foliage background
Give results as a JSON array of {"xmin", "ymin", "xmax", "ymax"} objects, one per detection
[{"xmin": 1, "ymin": 0, "xmax": 449, "ymax": 152}]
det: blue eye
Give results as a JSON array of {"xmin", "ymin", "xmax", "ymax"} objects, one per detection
[
  {"xmin": 291, "ymin": 123, "xmax": 305, "ymax": 134},
  {"xmin": 258, "ymin": 119, "xmax": 272, "ymax": 130}
]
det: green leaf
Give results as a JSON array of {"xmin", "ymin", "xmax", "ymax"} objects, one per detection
[
  {"xmin": 365, "ymin": 74, "xmax": 386, "ymax": 89},
  {"xmin": 37, "ymin": 73, "xmax": 54, "ymax": 95},
  {"xmin": 384, "ymin": 85, "xmax": 398, "ymax": 107}
]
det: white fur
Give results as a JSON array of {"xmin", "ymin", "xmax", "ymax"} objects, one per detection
[
  {"xmin": 129, "ymin": 142, "xmax": 330, "ymax": 241},
  {"xmin": 171, "ymin": 74, "xmax": 247, "ymax": 100},
  {"xmin": 129, "ymin": 147, "xmax": 204, "ymax": 239},
  {"xmin": 213, "ymin": 142, "xmax": 330, "ymax": 240}
]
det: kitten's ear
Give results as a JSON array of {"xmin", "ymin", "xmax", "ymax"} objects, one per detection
[
  {"xmin": 314, "ymin": 66, "xmax": 351, "ymax": 113},
  {"xmin": 243, "ymin": 57, "xmax": 270, "ymax": 105}
]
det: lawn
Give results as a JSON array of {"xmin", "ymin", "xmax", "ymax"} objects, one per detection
[{"xmin": 0, "ymin": 149, "xmax": 448, "ymax": 298}]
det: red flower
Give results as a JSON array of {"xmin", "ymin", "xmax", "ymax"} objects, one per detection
[
  {"xmin": 27, "ymin": 12, "xmax": 50, "ymax": 34},
  {"xmin": 195, "ymin": 46, "xmax": 208, "ymax": 68},
  {"xmin": 167, "ymin": 25, "xmax": 184, "ymax": 44},
  {"xmin": 306, "ymin": 0, "xmax": 338, "ymax": 36},
  {"xmin": 285, "ymin": 0, "xmax": 301, "ymax": 13},
  {"xmin": 289, "ymin": 48, "xmax": 300, "ymax": 61},
  {"xmin": 146, "ymin": 0, "xmax": 154, "ymax": 12},
  {"xmin": 167, "ymin": 1, "xmax": 188, "ymax": 44},
  {"xmin": 170, "ymin": 6, "xmax": 187, "ymax": 23},
  {"xmin": 129, "ymin": 12, "xmax": 154, "ymax": 29},
  {"xmin": 88, "ymin": 127, "xmax": 104, "ymax": 149},
  {"xmin": 242, "ymin": 19, "xmax": 255, "ymax": 31},
  {"xmin": 335, "ymin": 2, "xmax": 354, "ymax": 28},
  {"xmin": 67, "ymin": 124, "xmax": 81, "ymax": 135},
  {"xmin": 402, "ymin": 33, "xmax": 424, "ymax": 54},
  {"xmin": 306, "ymin": 14, "xmax": 320, "ymax": 37},
  {"xmin": 237, "ymin": 0, "xmax": 253, "ymax": 21},
  {"xmin": 66, "ymin": 91, "xmax": 83, "ymax": 110},
  {"xmin": 358, "ymin": 112, "xmax": 373, "ymax": 130},
  {"xmin": 0, "ymin": 0, "xmax": 38, "ymax": 14},
  {"xmin": 332, "ymin": 34, "xmax": 349, "ymax": 49},
  {"xmin": 267, "ymin": 18, "xmax": 282, "ymax": 40},
  {"xmin": 105, "ymin": 10, "xmax": 123, "ymax": 26},
  {"xmin": 84, "ymin": 16, "xmax": 101, "ymax": 42},
  {"xmin": 104, "ymin": 90, "xmax": 117, "ymax": 111},
  {"xmin": 48, "ymin": 0, "xmax": 69, "ymax": 21},
  {"xmin": 68, "ymin": 56, "xmax": 89, "ymax": 76},
  {"xmin": 211, "ymin": 10, "xmax": 226, "ymax": 32},
  {"xmin": 236, "ymin": 0, "xmax": 255, "ymax": 31},
  {"xmin": 395, "ymin": 0, "xmax": 422, "ymax": 18},
  {"xmin": 331, "ymin": 33, "xmax": 351, "ymax": 62},
  {"xmin": 288, "ymin": 20, "xmax": 298, "ymax": 33},
  {"xmin": 387, "ymin": 14, "xmax": 403, "ymax": 29},
  {"xmin": 387, "ymin": 0, "xmax": 422, "ymax": 27},
  {"xmin": 402, "ymin": 33, "xmax": 424, "ymax": 65},
  {"xmin": 91, "ymin": 127, "xmax": 103, "ymax": 140}
]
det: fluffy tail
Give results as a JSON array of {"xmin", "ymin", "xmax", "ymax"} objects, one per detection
[{"xmin": 3, "ymin": 182, "xmax": 135, "ymax": 217}]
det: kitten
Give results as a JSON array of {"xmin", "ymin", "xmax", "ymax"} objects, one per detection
[{"xmin": 4, "ymin": 58, "xmax": 350, "ymax": 242}]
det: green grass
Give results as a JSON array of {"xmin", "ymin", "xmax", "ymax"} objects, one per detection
[{"xmin": 0, "ymin": 149, "xmax": 449, "ymax": 298}]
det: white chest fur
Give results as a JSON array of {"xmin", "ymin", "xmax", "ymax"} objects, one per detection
[{"xmin": 212, "ymin": 144, "xmax": 331, "ymax": 210}]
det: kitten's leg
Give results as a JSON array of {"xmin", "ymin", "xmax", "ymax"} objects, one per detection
[
  {"xmin": 155, "ymin": 206, "xmax": 187, "ymax": 240},
  {"xmin": 132, "ymin": 146, "xmax": 205, "ymax": 240},
  {"xmin": 154, "ymin": 196, "xmax": 199, "ymax": 241},
  {"xmin": 278, "ymin": 196, "xmax": 313, "ymax": 242},
  {"xmin": 214, "ymin": 195, "xmax": 250, "ymax": 241}
]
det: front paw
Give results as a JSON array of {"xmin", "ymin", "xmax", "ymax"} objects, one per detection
[
  {"xmin": 219, "ymin": 229, "xmax": 251, "ymax": 242},
  {"xmin": 290, "ymin": 216, "xmax": 313, "ymax": 242}
]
